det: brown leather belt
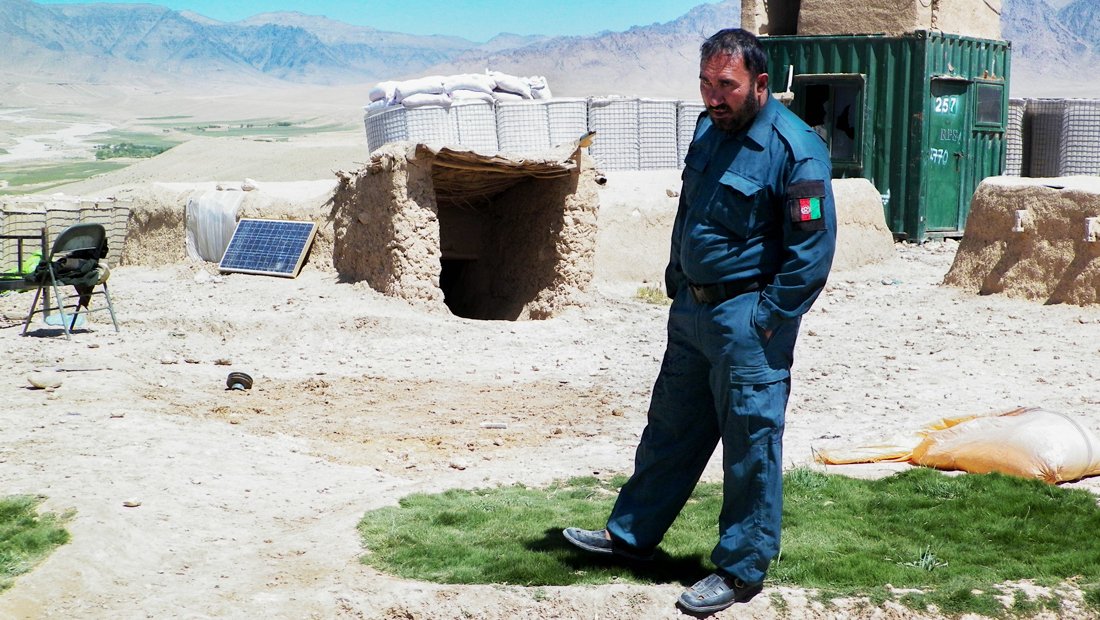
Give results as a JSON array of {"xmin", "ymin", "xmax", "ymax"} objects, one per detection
[{"xmin": 688, "ymin": 279, "xmax": 764, "ymax": 304}]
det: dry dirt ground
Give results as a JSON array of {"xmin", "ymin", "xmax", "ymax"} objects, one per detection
[
  {"xmin": 3, "ymin": 211, "xmax": 1100, "ymax": 620},
  {"xmin": 1, "ymin": 86, "xmax": 1100, "ymax": 619}
]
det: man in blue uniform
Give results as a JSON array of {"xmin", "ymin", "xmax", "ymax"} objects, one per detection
[{"xmin": 563, "ymin": 28, "xmax": 836, "ymax": 614}]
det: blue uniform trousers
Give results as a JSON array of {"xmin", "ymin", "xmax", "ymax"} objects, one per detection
[{"xmin": 606, "ymin": 286, "xmax": 795, "ymax": 584}]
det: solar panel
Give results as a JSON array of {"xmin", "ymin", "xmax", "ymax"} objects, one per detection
[{"xmin": 218, "ymin": 218, "xmax": 317, "ymax": 278}]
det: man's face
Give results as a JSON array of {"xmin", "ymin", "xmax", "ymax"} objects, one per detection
[{"xmin": 699, "ymin": 52, "xmax": 769, "ymax": 133}]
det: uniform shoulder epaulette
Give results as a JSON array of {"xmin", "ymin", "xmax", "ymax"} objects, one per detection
[{"xmin": 772, "ymin": 106, "xmax": 820, "ymax": 162}]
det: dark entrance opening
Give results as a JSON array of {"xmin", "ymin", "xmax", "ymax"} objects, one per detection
[
  {"xmin": 439, "ymin": 257, "xmax": 479, "ymax": 318},
  {"xmin": 434, "ymin": 171, "xmax": 571, "ymax": 321}
]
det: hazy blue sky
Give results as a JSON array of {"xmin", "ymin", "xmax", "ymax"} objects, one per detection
[{"xmin": 33, "ymin": 0, "xmax": 721, "ymax": 42}]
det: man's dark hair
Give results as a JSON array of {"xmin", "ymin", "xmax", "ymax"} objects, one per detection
[{"xmin": 700, "ymin": 28, "xmax": 767, "ymax": 78}]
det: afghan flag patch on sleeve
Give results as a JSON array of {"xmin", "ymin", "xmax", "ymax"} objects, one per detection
[{"xmin": 786, "ymin": 179, "xmax": 827, "ymax": 231}]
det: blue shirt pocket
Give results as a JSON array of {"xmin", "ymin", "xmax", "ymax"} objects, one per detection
[{"xmin": 711, "ymin": 171, "xmax": 765, "ymax": 240}]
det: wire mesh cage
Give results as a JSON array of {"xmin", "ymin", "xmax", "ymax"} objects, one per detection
[
  {"xmin": 1, "ymin": 197, "xmax": 131, "ymax": 268},
  {"xmin": 546, "ymin": 98, "xmax": 588, "ymax": 147},
  {"xmin": 1025, "ymin": 98, "xmax": 1067, "ymax": 177},
  {"xmin": 365, "ymin": 105, "xmax": 459, "ymax": 152},
  {"xmin": 495, "ymin": 100, "xmax": 551, "ymax": 155},
  {"xmin": 1005, "ymin": 98, "xmax": 1026, "ymax": 177},
  {"xmin": 587, "ymin": 97, "xmax": 640, "ymax": 170},
  {"xmin": 639, "ymin": 98, "xmax": 680, "ymax": 170},
  {"xmin": 1059, "ymin": 99, "xmax": 1100, "ymax": 176},
  {"xmin": 677, "ymin": 102, "xmax": 707, "ymax": 169},
  {"xmin": 452, "ymin": 100, "xmax": 499, "ymax": 153}
]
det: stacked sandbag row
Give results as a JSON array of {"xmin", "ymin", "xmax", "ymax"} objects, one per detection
[
  {"xmin": 364, "ymin": 72, "xmax": 553, "ymax": 154},
  {"xmin": 366, "ymin": 72, "xmax": 552, "ymax": 113}
]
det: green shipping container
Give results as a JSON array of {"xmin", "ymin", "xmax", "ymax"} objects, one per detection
[{"xmin": 761, "ymin": 31, "xmax": 1011, "ymax": 241}]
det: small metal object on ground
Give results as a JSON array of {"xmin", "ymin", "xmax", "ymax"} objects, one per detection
[{"xmin": 226, "ymin": 372, "xmax": 253, "ymax": 391}]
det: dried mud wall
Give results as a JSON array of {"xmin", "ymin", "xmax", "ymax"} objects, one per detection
[
  {"xmin": 330, "ymin": 145, "xmax": 599, "ymax": 319},
  {"xmin": 831, "ymin": 178, "xmax": 896, "ymax": 271},
  {"xmin": 944, "ymin": 177, "xmax": 1100, "ymax": 305},
  {"xmin": 493, "ymin": 165, "xmax": 599, "ymax": 320},
  {"xmin": 743, "ymin": 0, "xmax": 1002, "ymax": 39},
  {"xmin": 330, "ymin": 148, "xmax": 443, "ymax": 306},
  {"xmin": 593, "ymin": 174, "xmax": 894, "ymax": 292},
  {"xmin": 119, "ymin": 185, "xmax": 336, "ymax": 270}
]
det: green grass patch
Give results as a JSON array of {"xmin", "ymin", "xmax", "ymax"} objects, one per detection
[
  {"xmin": 0, "ymin": 495, "xmax": 71, "ymax": 592},
  {"xmin": 92, "ymin": 130, "xmax": 180, "ymax": 151},
  {"xmin": 359, "ymin": 468, "xmax": 1100, "ymax": 617},
  {"xmin": 94, "ymin": 142, "xmax": 172, "ymax": 160},
  {"xmin": 157, "ymin": 119, "xmax": 350, "ymax": 139},
  {"xmin": 0, "ymin": 161, "xmax": 128, "ymax": 195},
  {"xmin": 634, "ymin": 285, "xmax": 671, "ymax": 305}
]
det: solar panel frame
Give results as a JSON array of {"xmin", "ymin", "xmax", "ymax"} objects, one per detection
[{"xmin": 218, "ymin": 218, "xmax": 317, "ymax": 278}]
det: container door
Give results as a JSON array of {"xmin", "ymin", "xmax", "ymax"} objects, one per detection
[{"xmin": 925, "ymin": 79, "xmax": 970, "ymax": 231}]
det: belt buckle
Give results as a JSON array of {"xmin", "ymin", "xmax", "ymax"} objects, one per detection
[{"xmin": 688, "ymin": 283, "xmax": 710, "ymax": 304}]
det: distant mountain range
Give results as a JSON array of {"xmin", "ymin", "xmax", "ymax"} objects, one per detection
[{"xmin": 0, "ymin": 0, "xmax": 1097, "ymax": 97}]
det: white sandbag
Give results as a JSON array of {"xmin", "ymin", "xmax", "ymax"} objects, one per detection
[
  {"xmin": 489, "ymin": 71, "xmax": 532, "ymax": 98},
  {"xmin": 492, "ymin": 91, "xmax": 526, "ymax": 102},
  {"xmin": 451, "ymin": 89, "xmax": 496, "ymax": 104},
  {"xmin": 911, "ymin": 407, "xmax": 1100, "ymax": 484},
  {"xmin": 531, "ymin": 84, "xmax": 553, "ymax": 100},
  {"xmin": 369, "ymin": 81, "xmax": 397, "ymax": 103},
  {"xmin": 400, "ymin": 92, "xmax": 452, "ymax": 108},
  {"xmin": 394, "ymin": 75, "xmax": 446, "ymax": 101},
  {"xmin": 444, "ymin": 73, "xmax": 496, "ymax": 95},
  {"xmin": 363, "ymin": 99, "xmax": 390, "ymax": 114}
]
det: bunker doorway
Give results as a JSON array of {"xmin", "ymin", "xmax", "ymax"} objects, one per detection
[{"xmin": 433, "ymin": 169, "xmax": 574, "ymax": 321}]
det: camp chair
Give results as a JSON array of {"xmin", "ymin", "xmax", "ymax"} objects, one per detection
[{"xmin": 22, "ymin": 223, "xmax": 119, "ymax": 338}]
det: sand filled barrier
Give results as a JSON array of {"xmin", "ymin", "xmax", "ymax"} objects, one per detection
[
  {"xmin": 116, "ymin": 181, "xmax": 338, "ymax": 270},
  {"xmin": 830, "ymin": 178, "xmax": 896, "ymax": 271},
  {"xmin": 944, "ymin": 176, "xmax": 1100, "ymax": 305}
]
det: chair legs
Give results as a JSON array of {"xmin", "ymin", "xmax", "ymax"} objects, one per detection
[
  {"xmin": 100, "ymin": 282, "xmax": 119, "ymax": 332},
  {"xmin": 23, "ymin": 280, "xmax": 119, "ymax": 338}
]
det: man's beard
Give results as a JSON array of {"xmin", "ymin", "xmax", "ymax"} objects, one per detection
[{"xmin": 709, "ymin": 90, "xmax": 761, "ymax": 134}]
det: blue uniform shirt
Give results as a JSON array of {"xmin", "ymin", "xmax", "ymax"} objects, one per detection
[{"xmin": 665, "ymin": 95, "xmax": 837, "ymax": 334}]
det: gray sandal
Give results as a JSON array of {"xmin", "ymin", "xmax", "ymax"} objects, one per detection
[
  {"xmin": 561, "ymin": 527, "xmax": 653, "ymax": 561},
  {"xmin": 677, "ymin": 572, "xmax": 762, "ymax": 614}
]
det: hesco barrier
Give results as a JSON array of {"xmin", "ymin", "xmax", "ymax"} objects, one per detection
[
  {"xmin": 638, "ymin": 99, "xmax": 679, "ymax": 170},
  {"xmin": 1005, "ymin": 99, "xmax": 1026, "ymax": 176},
  {"xmin": 365, "ymin": 105, "xmax": 458, "ymax": 152},
  {"xmin": 586, "ymin": 97, "xmax": 640, "ymax": 170},
  {"xmin": 496, "ymin": 100, "xmax": 551, "ymax": 155},
  {"xmin": 677, "ymin": 102, "xmax": 706, "ymax": 169},
  {"xmin": 452, "ymin": 101, "xmax": 498, "ymax": 154},
  {"xmin": 0, "ymin": 197, "xmax": 131, "ymax": 268},
  {"xmin": 1059, "ymin": 99, "xmax": 1100, "ymax": 176},
  {"xmin": 1025, "ymin": 98, "xmax": 1065, "ymax": 178},
  {"xmin": 545, "ymin": 98, "xmax": 588, "ymax": 149},
  {"xmin": 365, "ymin": 96, "xmax": 704, "ymax": 171}
]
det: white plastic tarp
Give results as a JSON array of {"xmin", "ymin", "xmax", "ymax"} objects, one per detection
[{"xmin": 185, "ymin": 191, "xmax": 244, "ymax": 262}]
